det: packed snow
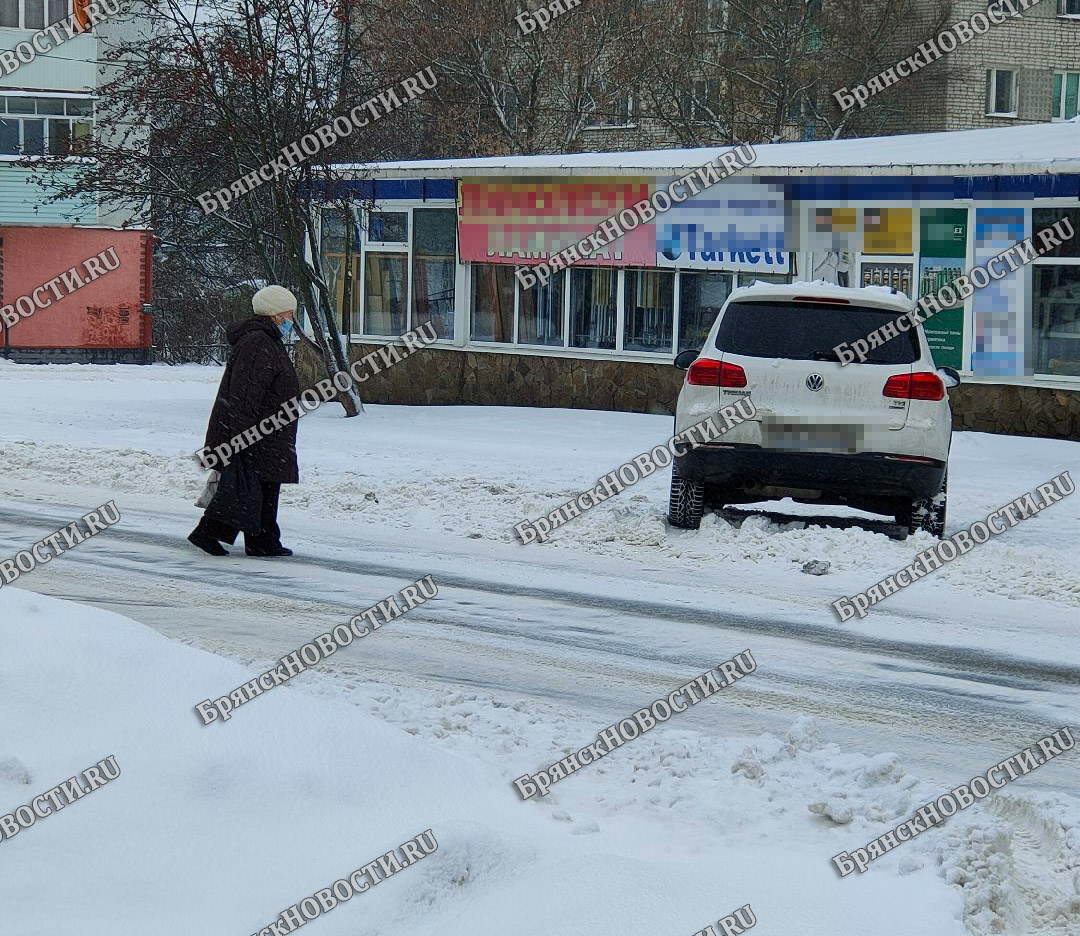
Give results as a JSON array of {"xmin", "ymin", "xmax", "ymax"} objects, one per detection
[{"xmin": 0, "ymin": 360, "xmax": 1077, "ymax": 936}]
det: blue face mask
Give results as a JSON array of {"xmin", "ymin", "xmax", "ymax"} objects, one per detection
[{"xmin": 278, "ymin": 318, "xmax": 293, "ymax": 338}]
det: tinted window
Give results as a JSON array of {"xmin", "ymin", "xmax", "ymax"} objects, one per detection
[{"xmin": 715, "ymin": 300, "xmax": 919, "ymax": 364}]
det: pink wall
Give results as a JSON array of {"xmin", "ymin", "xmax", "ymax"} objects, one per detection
[{"xmin": 0, "ymin": 228, "xmax": 151, "ymax": 349}]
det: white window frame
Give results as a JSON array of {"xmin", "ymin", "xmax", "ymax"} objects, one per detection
[
  {"xmin": 675, "ymin": 269, "xmax": 736, "ymax": 353},
  {"xmin": 622, "ymin": 267, "xmax": 678, "ymax": 355},
  {"xmin": 0, "ymin": 0, "xmax": 71, "ymax": 30},
  {"xmin": 687, "ymin": 79, "xmax": 712, "ymax": 122},
  {"xmin": 364, "ymin": 209, "xmax": 409, "ymax": 248},
  {"xmin": 986, "ymin": 68, "xmax": 1018, "ymax": 118},
  {"xmin": 329, "ymin": 200, "xmax": 456, "ymax": 343},
  {"xmin": 582, "ymin": 83, "xmax": 638, "ymax": 131},
  {"xmin": 1056, "ymin": 0, "xmax": 1080, "ymax": 17},
  {"xmin": 516, "ymin": 270, "xmax": 568, "ymax": 349},
  {"xmin": 1051, "ymin": 70, "xmax": 1079, "ymax": 122},
  {"xmin": 466, "ymin": 265, "xmax": 684, "ymax": 357},
  {"xmin": 0, "ymin": 92, "xmax": 94, "ymax": 161}
]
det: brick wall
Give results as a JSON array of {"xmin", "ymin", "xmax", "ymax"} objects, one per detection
[{"xmin": 939, "ymin": 0, "xmax": 1080, "ymax": 130}]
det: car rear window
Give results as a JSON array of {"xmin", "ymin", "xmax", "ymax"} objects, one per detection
[{"xmin": 714, "ymin": 300, "xmax": 920, "ymax": 365}]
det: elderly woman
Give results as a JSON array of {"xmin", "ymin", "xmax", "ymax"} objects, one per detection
[{"xmin": 188, "ymin": 284, "xmax": 300, "ymax": 557}]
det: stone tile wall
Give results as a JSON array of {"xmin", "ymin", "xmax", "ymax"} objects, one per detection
[{"xmin": 297, "ymin": 343, "xmax": 1080, "ymax": 440}]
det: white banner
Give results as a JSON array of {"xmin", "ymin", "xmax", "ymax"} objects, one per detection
[
  {"xmin": 655, "ymin": 247, "xmax": 791, "ymax": 272},
  {"xmin": 654, "ymin": 179, "xmax": 789, "ymax": 272}
]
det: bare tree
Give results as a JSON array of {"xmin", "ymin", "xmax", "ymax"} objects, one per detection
[
  {"xmin": 368, "ymin": 0, "xmax": 669, "ymax": 156},
  {"xmin": 29, "ymin": 0, "xmax": 431, "ymax": 415}
]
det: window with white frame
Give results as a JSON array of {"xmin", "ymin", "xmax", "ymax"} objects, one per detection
[
  {"xmin": 470, "ymin": 264, "xmax": 515, "ymax": 342},
  {"xmin": 985, "ymin": 69, "xmax": 1017, "ymax": 117},
  {"xmin": 411, "ymin": 208, "xmax": 456, "ymax": 339},
  {"xmin": 679, "ymin": 271, "xmax": 732, "ymax": 352},
  {"xmin": 367, "ymin": 210, "xmax": 407, "ymax": 245},
  {"xmin": 0, "ymin": 0, "xmax": 69, "ymax": 29},
  {"xmin": 623, "ymin": 269, "xmax": 675, "ymax": 353},
  {"xmin": 319, "ymin": 204, "xmax": 456, "ymax": 340},
  {"xmin": 0, "ymin": 96, "xmax": 92, "ymax": 156},
  {"xmin": 1052, "ymin": 71, "xmax": 1079, "ymax": 121},
  {"xmin": 519, "ymin": 274, "xmax": 564, "ymax": 346},
  {"xmin": 570, "ymin": 268, "xmax": 617, "ymax": 349},
  {"xmin": 583, "ymin": 79, "xmax": 636, "ymax": 130},
  {"xmin": 1057, "ymin": 0, "xmax": 1080, "ymax": 16},
  {"xmin": 1032, "ymin": 206, "xmax": 1080, "ymax": 377},
  {"xmin": 467, "ymin": 264, "xmax": 792, "ymax": 355},
  {"xmin": 682, "ymin": 80, "xmax": 714, "ymax": 123}
]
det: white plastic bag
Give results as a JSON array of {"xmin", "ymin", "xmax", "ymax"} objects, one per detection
[{"xmin": 194, "ymin": 470, "xmax": 221, "ymax": 509}]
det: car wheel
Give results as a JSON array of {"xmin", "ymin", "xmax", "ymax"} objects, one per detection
[
  {"xmin": 904, "ymin": 472, "xmax": 947, "ymax": 538},
  {"xmin": 668, "ymin": 461, "xmax": 705, "ymax": 529}
]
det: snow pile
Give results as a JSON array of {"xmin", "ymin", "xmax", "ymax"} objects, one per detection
[
  {"xmin": 0, "ymin": 586, "xmax": 983, "ymax": 936},
  {"xmin": 310, "ymin": 669, "xmax": 1080, "ymax": 936}
]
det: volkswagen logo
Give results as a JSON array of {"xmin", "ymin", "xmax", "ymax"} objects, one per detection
[{"xmin": 805, "ymin": 374, "xmax": 825, "ymax": 391}]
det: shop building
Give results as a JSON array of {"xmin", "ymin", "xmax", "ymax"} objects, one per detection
[{"xmin": 314, "ymin": 119, "xmax": 1080, "ymax": 439}]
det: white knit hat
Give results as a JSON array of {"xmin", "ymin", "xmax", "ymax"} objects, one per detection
[{"xmin": 252, "ymin": 284, "xmax": 297, "ymax": 316}]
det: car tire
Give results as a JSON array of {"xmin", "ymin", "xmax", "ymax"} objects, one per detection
[
  {"xmin": 903, "ymin": 472, "xmax": 947, "ymax": 538},
  {"xmin": 668, "ymin": 461, "xmax": 705, "ymax": 529}
]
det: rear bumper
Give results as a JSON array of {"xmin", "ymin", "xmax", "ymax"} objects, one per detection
[{"xmin": 677, "ymin": 443, "xmax": 946, "ymax": 505}]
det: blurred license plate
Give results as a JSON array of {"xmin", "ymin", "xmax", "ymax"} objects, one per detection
[{"xmin": 761, "ymin": 417, "xmax": 857, "ymax": 453}]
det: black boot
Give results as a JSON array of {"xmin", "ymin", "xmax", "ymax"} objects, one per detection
[
  {"xmin": 245, "ymin": 544, "xmax": 293, "ymax": 557},
  {"xmin": 188, "ymin": 529, "xmax": 228, "ymax": 556}
]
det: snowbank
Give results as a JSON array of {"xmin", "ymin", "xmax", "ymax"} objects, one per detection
[{"xmin": 0, "ymin": 586, "xmax": 981, "ymax": 936}]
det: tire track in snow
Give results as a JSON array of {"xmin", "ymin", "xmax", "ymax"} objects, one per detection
[{"xmin": 1, "ymin": 503, "xmax": 1078, "ymax": 688}]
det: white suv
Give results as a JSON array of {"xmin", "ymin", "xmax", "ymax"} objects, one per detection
[{"xmin": 669, "ymin": 282, "xmax": 959, "ymax": 537}]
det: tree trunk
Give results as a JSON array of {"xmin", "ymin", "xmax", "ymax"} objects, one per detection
[{"xmin": 281, "ymin": 198, "xmax": 364, "ymax": 417}]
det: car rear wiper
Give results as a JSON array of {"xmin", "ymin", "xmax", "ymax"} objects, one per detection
[{"xmin": 812, "ymin": 349, "xmax": 842, "ymax": 362}]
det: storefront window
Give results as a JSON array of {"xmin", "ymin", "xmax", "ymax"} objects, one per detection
[
  {"xmin": 679, "ymin": 272, "xmax": 731, "ymax": 352},
  {"xmin": 470, "ymin": 264, "xmax": 515, "ymax": 342},
  {"xmin": 1033, "ymin": 265, "xmax": 1080, "ymax": 376},
  {"xmin": 324, "ymin": 254, "xmax": 361, "ymax": 334},
  {"xmin": 519, "ymin": 274, "xmax": 564, "ymax": 346},
  {"xmin": 364, "ymin": 254, "xmax": 407, "ymax": 336},
  {"xmin": 624, "ymin": 270, "xmax": 674, "ymax": 353},
  {"xmin": 570, "ymin": 268, "xmax": 617, "ymax": 349},
  {"xmin": 412, "ymin": 208, "xmax": 456, "ymax": 339},
  {"xmin": 1033, "ymin": 208, "xmax": 1080, "ymax": 259},
  {"xmin": 1033, "ymin": 208, "xmax": 1080, "ymax": 375},
  {"xmin": 319, "ymin": 210, "xmax": 361, "ymax": 333},
  {"xmin": 368, "ymin": 211, "xmax": 408, "ymax": 244}
]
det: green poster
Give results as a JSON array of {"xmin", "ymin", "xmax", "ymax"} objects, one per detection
[
  {"xmin": 920, "ymin": 208, "xmax": 967, "ymax": 258},
  {"xmin": 921, "ymin": 301, "xmax": 964, "ymax": 370},
  {"xmin": 919, "ymin": 209, "xmax": 967, "ymax": 370}
]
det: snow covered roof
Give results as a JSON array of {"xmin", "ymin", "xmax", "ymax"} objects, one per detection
[{"xmin": 339, "ymin": 118, "xmax": 1080, "ymax": 179}]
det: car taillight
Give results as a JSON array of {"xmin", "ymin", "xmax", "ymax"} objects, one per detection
[
  {"xmin": 687, "ymin": 359, "xmax": 747, "ymax": 387},
  {"xmin": 883, "ymin": 372, "xmax": 945, "ymax": 401}
]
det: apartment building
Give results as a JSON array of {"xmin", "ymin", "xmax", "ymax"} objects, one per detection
[
  {"xmin": 0, "ymin": 0, "xmax": 152, "ymax": 363},
  {"xmin": 873, "ymin": 0, "xmax": 1080, "ymax": 133}
]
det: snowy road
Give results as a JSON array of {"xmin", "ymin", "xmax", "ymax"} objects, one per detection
[{"xmin": 2, "ymin": 500, "xmax": 1075, "ymax": 800}]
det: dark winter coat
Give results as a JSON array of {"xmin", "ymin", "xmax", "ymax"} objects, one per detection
[{"xmin": 205, "ymin": 316, "xmax": 300, "ymax": 484}]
